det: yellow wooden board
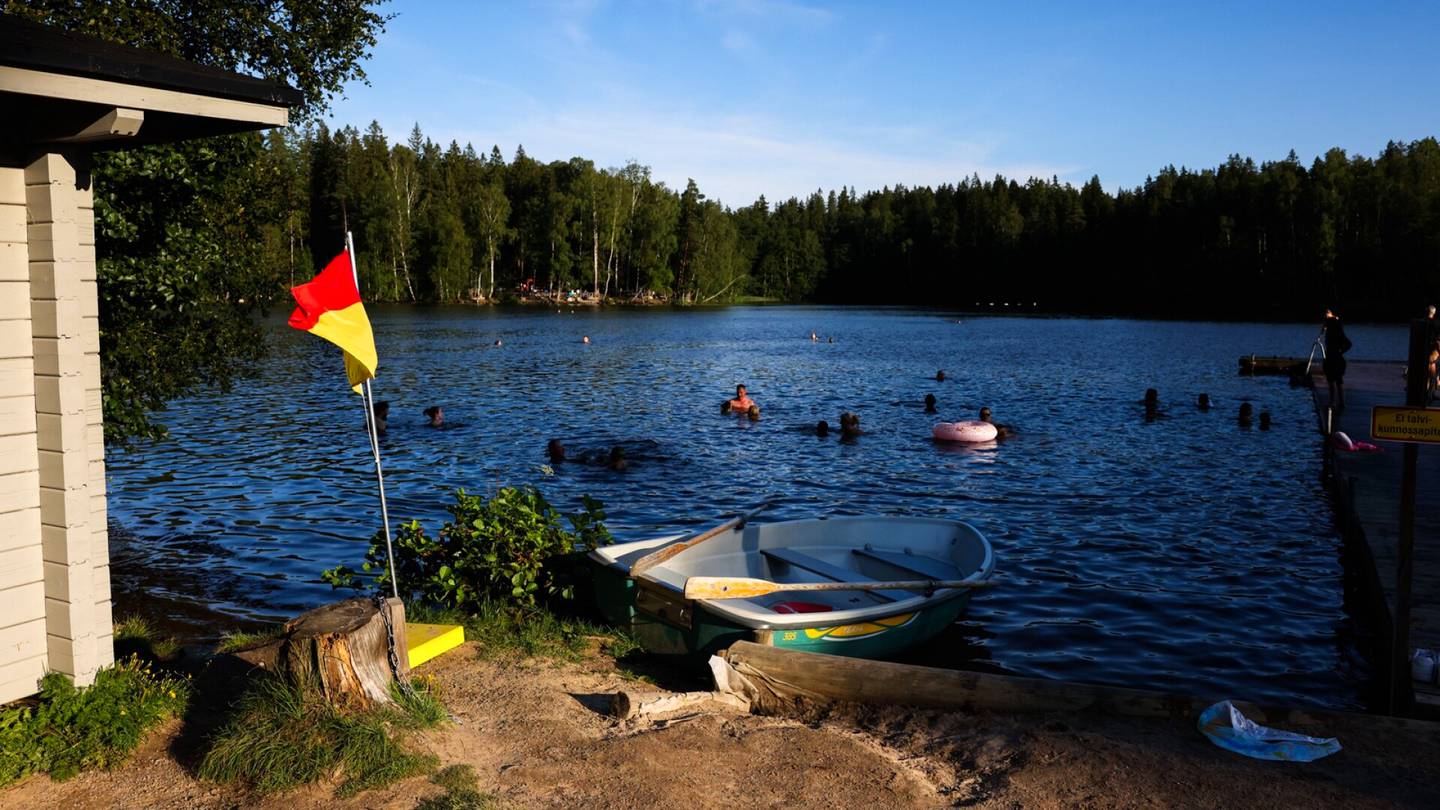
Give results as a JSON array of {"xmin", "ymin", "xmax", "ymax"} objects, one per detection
[
  {"xmin": 407, "ymin": 622, "xmax": 464, "ymax": 669},
  {"xmin": 1371, "ymin": 405, "xmax": 1440, "ymax": 444}
]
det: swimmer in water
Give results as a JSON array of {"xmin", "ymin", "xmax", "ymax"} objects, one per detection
[
  {"xmin": 816, "ymin": 420, "xmax": 830, "ymax": 437},
  {"xmin": 979, "ymin": 407, "xmax": 1012, "ymax": 439},
  {"xmin": 423, "ymin": 405, "xmax": 444, "ymax": 427},
  {"xmin": 547, "ymin": 439, "xmax": 566, "ymax": 464},
  {"xmin": 935, "ymin": 370, "xmax": 946, "ymax": 382},
  {"xmin": 1259, "ymin": 411, "xmax": 1271, "ymax": 430},
  {"xmin": 810, "ymin": 330, "xmax": 818, "ymax": 342},
  {"xmin": 839, "ymin": 412, "xmax": 862, "ymax": 438},
  {"xmin": 1144, "ymin": 388, "xmax": 1160, "ymax": 420},
  {"xmin": 925, "ymin": 393, "xmax": 938, "ymax": 413},
  {"xmin": 728, "ymin": 384, "xmax": 754, "ymax": 412},
  {"xmin": 1197, "ymin": 393, "xmax": 1211, "ymax": 411},
  {"xmin": 606, "ymin": 446, "xmax": 628, "ymax": 471},
  {"xmin": 582, "ymin": 335, "xmax": 591, "ymax": 344},
  {"xmin": 1238, "ymin": 402, "xmax": 1253, "ymax": 426},
  {"xmin": 494, "ymin": 339, "xmax": 503, "ymax": 347},
  {"xmin": 371, "ymin": 400, "xmax": 390, "ymax": 436}
]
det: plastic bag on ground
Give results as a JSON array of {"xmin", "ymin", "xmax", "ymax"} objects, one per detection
[{"xmin": 1197, "ymin": 700, "xmax": 1341, "ymax": 762}]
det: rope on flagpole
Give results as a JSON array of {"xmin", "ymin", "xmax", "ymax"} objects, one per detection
[{"xmin": 347, "ymin": 230, "xmax": 400, "ymax": 600}]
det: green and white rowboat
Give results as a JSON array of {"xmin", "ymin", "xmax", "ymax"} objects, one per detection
[{"xmin": 589, "ymin": 516, "xmax": 995, "ymax": 659}]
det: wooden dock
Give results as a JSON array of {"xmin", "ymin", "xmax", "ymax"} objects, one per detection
[{"xmin": 1312, "ymin": 361, "xmax": 1440, "ymax": 714}]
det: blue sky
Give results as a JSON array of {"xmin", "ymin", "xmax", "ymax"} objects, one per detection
[{"xmin": 327, "ymin": 1, "xmax": 1440, "ymax": 207}]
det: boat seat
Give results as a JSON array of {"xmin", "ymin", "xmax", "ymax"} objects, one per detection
[
  {"xmin": 760, "ymin": 548, "xmax": 908, "ymax": 602},
  {"xmin": 852, "ymin": 547, "xmax": 959, "ymax": 581}
]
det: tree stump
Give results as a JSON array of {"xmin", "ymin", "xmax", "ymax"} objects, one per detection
[{"xmin": 233, "ymin": 597, "xmax": 409, "ymax": 710}]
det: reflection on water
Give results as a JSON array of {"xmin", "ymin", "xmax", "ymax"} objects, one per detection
[{"xmin": 108, "ymin": 307, "xmax": 1403, "ymax": 708}]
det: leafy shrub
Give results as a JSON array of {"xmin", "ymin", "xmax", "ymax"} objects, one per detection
[
  {"xmin": 324, "ymin": 487, "xmax": 612, "ymax": 608},
  {"xmin": 199, "ymin": 675, "xmax": 444, "ymax": 797},
  {"xmin": 0, "ymin": 657, "xmax": 190, "ymax": 786}
]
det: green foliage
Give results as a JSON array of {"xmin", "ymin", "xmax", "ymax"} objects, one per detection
[
  {"xmin": 214, "ymin": 625, "xmax": 285, "ymax": 654},
  {"xmin": 0, "ymin": 657, "xmax": 190, "ymax": 786},
  {"xmin": 113, "ymin": 615, "xmax": 181, "ymax": 660},
  {"xmin": 5, "ymin": 1, "xmax": 389, "ymax": 445},
  {"xmin": 325, "ymin": 487, "xmax": 611, "ymax": 608},
  {"xmin": 198, "ymin": 674, "xmax": 442, "ymax": 797},
  {"xmin": 407, "ymin": 601, "xmax": 619, "ymax": 663},
  {"xmin": 417, "ymin": 764, "xmax": 500, "ymax": 810}
]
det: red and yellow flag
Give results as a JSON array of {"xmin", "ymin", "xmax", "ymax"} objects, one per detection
[{"xmin": 288, "ymin": 250, "xmax": 378, "ymax": 392}]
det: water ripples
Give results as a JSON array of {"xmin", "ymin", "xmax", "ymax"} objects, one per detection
[{"xmin": 106, "ymin": 307, "xmax": 1405, "ymax": 708}]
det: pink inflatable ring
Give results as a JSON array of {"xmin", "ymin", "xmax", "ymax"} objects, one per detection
[{"xmin": 932, "ymin": 420, "xmax": 998, "ymax": 442}]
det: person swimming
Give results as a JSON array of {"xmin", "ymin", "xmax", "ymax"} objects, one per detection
[
  {"xmin": 1197, "ymin": 393, "xmax": 1211, "ymax": 411},
  {"xmin": 1259, "ymin": 411, "xmax": 1271, "ymax": 430},
  {"xmin": 935, "ymin": 370, "xmax": 946, "ymax": 382},
  {"xmin": 582, "ymin": 335, "xmax": 591, "ymax": 344},
  {"xmin": 924, "ymin": 393, "xmax": 938, "ymax": 413},
  {"xmin": 423, "ymin": 405, "xmax": 444, "ymax": 427},
  {"xmin": 606, "ymin": 446, "xmax": 628, "ymax": 470},
  {"xmin": 979, "ymin": 406, "xmax": 1012, "ymax": 439},
  {"xmin": 816, "ymin": 420, "xmax": 830, "ymax": 437},
  {"xmin": 371, "ymin": 400, "xmax": 390, "ymax": 436},
  {"xmin": 728, "ymin": 384, "xmax": 754, "ymax": 412},
  {"xmin": 546, "ymin": 439, "xmax": 567, "ymax": 464},
  {"xmin": 810, "ymin": 330, "xmax": 818, "ymax": 342},
  {"xmin": 839, "ymin": 412, "xmax": 862, "ymax": 438},
  {"xmin": 494, "ymin": 339, "xmax": 503, "ymax": 347},
  {"xmin": 1238, "ymin": 402, "xmax": 1254, "ymax": 426},
  {"xmin": 1143, "ymin": 388, "xmax": 1160, "ymax": 420}
]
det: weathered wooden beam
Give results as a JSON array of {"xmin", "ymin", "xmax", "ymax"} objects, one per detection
[{"xmin": 717, "ymin": 641, "xmax": 1440, "ymax": 734}]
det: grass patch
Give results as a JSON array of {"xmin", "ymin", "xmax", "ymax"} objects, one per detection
[
  {"xmin": 416, "ymin": 764, "xmax": 500, "ymax": 809},
  {"xmin": 408, "ymin": 600, "xmax": 635, "ymax": 663},
  {"xmin": 113, "ymin": 616, "xmax": 181, "ymax": 661},
  {"xmin": 199, "ymin": 674, "xmax": 445, "ymax": 797},
  {"xmin": 214, "ymin": 625, "xmax": 284, "ymax": 654},
  {"xmin": 0, "ymin": 656, "xmax": 189, "ymax": 786}
]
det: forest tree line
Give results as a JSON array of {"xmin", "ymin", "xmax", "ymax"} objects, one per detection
[{"xmin": 263, "ymin": 124, "xmax": 1440, "ymax": 320}]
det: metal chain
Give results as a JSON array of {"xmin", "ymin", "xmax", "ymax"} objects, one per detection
[{"xmin": 373, "ymin": 594, "xmax": 415, "ymax": 698}]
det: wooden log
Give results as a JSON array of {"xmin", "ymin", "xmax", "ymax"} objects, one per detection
[
  {"xmin": 717, "ymin": 641, "xmax": 1440, "ymax": 733},
  {"xmin": 233, "ymin": 597, "xmax": 405, "ymax": 710},
  {"xmin": 609, "ymin": 689, "xmax": 748, "ymax": 721}
]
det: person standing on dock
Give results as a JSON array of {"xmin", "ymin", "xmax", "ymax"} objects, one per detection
[{"xmin": 1321, "ymin": 308, "xmax": 1352, "ymax": 408}]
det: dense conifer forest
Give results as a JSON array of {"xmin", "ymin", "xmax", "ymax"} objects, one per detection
[{"xmin": 267, "ymin": 124, "xmax": 1440, "ymax": 320}]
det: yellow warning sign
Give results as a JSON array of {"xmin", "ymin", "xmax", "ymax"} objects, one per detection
[{"xmin": 1371, "ymin": 406, "xmax": 1440, "ymax": 444}]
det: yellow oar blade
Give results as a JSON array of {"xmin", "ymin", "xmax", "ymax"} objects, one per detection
[{"xmin": 684, "ymin": 576, "xmax": 776, "ymax": 600}]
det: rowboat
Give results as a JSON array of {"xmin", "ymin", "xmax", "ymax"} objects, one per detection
[{"xmin": 589, "ymin": 516, "xmax": 994, "ymax": 659}]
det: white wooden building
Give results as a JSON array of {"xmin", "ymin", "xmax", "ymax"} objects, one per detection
[{"xmin": 0, "ymin": 17, "xmax": 298, "ymax": 703}]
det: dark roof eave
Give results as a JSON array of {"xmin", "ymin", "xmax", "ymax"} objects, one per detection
[{"xmin": 0, "ymin": 15, "xmax": 303, "ymax": 109}]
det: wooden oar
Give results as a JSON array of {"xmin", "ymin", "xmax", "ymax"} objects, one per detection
[
  {"xmin": 629, "ymin": 503, "xmax": 771, "ymax": 577},
  {"xmin": 684, "ymin": 575, "xmax": 994, "ymax": 600}
]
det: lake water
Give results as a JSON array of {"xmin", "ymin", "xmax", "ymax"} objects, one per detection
[{"xmin": 106, "ymin": 306, "xmax": 1411, "ymax": 709}]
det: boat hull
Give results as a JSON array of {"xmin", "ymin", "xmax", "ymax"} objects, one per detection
[{"xmin": 589, "ymin": 516, "xmax": 991, "ymax": 660}]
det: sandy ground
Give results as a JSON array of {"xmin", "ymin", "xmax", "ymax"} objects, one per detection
[{"xmin": 4, "ymin": 641, "xmax": 1439, "ymax": 809}]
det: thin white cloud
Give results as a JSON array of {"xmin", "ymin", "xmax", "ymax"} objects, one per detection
[
  {"xmin": 697, "ymin": 0, "xmax": 835, "ymax": 25},
  {"xmin": 443, "ymin": 105, "xmax": 1074, "ymax": 206},
  {"xmin": 721, "ymin": 30, "xmax": 755, "ymax": 52}
]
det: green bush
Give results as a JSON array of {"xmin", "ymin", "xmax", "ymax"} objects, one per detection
[
  {"xmin": 0, "ymin": 657, "xmax": 190, "ymax": 786},
  {"xmin": 324, "ymin": 487, "xmax": 612, "ymax": 608},
  {"xmin": 199, "ymin": 676, "xmax": 444, "ymax": 797}
]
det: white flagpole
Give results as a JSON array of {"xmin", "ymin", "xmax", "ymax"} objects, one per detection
[{"xmin": 347, "ymin": 230, "xmax": 400, "ymax": 600}]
